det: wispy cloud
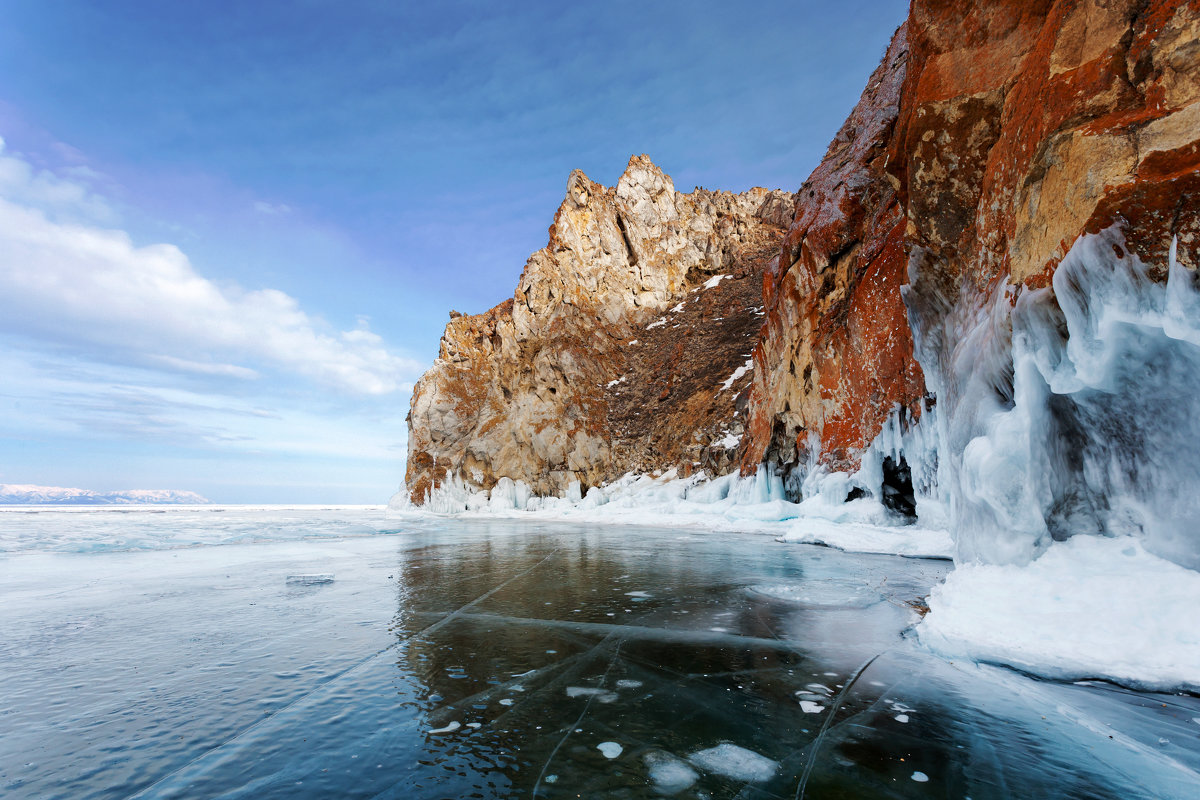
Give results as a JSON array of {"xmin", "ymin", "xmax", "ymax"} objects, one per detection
[
  {"xmin": 0, "ymin": 346, "xmax": 407, "ymax": 461},
  {"xmin": 253, "ymin": 200, "xmax": 292, "ymax": 215},
  {"xmin": 0, "ymin": 135, "xmax": 116, "ymax": 223},
  {"xmin": 0, "ymin": 138, "xmax": 422, "ymax": 395}
]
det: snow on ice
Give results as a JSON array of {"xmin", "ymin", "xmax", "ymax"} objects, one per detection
[{"xmin": 919, "ymin": 535, "xmax": 1200, "ymax": 691}]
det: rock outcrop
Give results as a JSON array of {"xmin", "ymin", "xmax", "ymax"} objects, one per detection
[
  {"xmin": 404, "ymin": 156, "xmax": 792, "ymax": 502},
  {"xmin": 743, "ymin": 0, "xmax": 1198, "ymax": 500},
  {"xmin": 741, "ymin": 22, "xmax": 927, "ymax": 488},
  {"xmin": 894, "ymin": 0, "xmax": 1200, "ymax": 562},
  {"xmin": 406, "ymin": 0, "xmax": 1199, "ymax": 523}
]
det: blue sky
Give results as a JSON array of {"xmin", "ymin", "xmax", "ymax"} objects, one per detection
[{"xmin": 0, "ymin": 0, "xmax": 907, "ymax": 503}]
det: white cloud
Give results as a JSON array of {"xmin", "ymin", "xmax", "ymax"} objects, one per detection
[
  {"xmin": 0, "ymin": 139, "xmax": 116, "ymax": 223},
  {"xmin": 148, "ymin": 355, "xmax": 261, "ymax": 379},
  {"xmin": 0, "ymin": 140, "xmax": 421, "ymax": 395},
  {"xmin": 254, "ymin": 200, "xmax": 292, "ymax": 215}
]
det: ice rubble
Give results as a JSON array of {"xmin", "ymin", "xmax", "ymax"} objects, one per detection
[
  {"xmin": 643, "ymin": 751, "xmax": 699, "ymax": 793},
  {"xmin": 919, "ymin": 535, "xmax": 1200, "ymax": 691},
  {"xmin": 596, "ymin": 741, "xmax": 623, "ymax": 759},
  {"xmin": 389, "ymin": 459, "xmax": 952, "ymax": 559},
  {"xmin": 686, "ymin": 743, "xmax": 778, "ymax": 783}
]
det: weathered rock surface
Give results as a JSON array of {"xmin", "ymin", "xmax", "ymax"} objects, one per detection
[
  {"xmin": 405, "ymin": 156, "xmax": 792, "ymax": 502},
  {"xmin": 741, "ymin": 22, "xmax": 926, "ymax": 484},
  {"xmin": 743, "ymin": 0, "xmax": 1199, "ymax": 497}
]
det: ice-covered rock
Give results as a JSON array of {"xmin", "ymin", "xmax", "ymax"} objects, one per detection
[
  {"xmin": 387, "ymin": 466, "xmax": 952, "ymax": 559},
  {"xmin": 921, "ymin": 228, "xmax": 1200, "ymax": 568}
]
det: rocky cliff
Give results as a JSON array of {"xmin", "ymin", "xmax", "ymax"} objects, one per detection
[
  {"xmin": 407, "ymin": 0, "xmax": 1200, "ymax": 532},
  {"xmin": 405, "ymin": 156, "xmax": 793, "ymax": 502},
  {"xmin": 894, "ymin": 0, "xmax": 1200, "ymax": 563},
  {"xmin": 741, "ymin": 22, "xmax": 926, "ymax": 496}
]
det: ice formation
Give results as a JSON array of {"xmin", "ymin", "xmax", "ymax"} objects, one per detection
[
  {"xmin": 919, "ymin": 535, "xmax": 1200, "ymax": 691},
  {"xmin": 903, "ymin": 228, "xmax": 1200, "ymax": 690},
  {"xmin": 388, "ymin": 466, "xmax": 952, "ymax": 559},
  {"xmin": 910, "ymin": 228, "xmax": 1200, "ymax": 569}
]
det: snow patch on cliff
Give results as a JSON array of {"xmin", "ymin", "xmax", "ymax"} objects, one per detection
[
  {"xmin": 718, "ymin": 358, "xmax": 754, "ymax": 391},
  {"xmin": 714, "ymin": 432, "xmax": 741, "ymax": 449}
]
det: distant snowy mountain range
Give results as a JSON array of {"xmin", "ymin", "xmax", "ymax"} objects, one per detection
[{"xmin": 0, "ymin": 484, "xmax": 210, "ymax": 505}]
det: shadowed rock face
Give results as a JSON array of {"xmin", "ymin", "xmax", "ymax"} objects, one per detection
[
  {"xmin": 405, "ymin": 155, "xmax": 792, "ymax": 502},
  {"xmin": 408, "ymin": 0, "xmax": 1199, "ymax": 506}
]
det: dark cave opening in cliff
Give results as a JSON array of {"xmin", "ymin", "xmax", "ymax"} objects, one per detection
[{"xmin": 881, "ymin": 454, "xmax": 917, "ymax": 518}]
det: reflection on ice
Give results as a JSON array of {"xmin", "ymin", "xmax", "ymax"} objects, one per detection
[{"xmin": 748, "ymin": 580, "xmax": 881, "ymax": 608}]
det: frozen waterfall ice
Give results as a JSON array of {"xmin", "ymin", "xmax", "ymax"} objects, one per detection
[{"xmin": 905, "ymin": 227, "xmax": 1200, "ymax": 569}]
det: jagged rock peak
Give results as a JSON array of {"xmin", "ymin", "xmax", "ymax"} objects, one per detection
[{"xmin": 405, "ymin": 158, "xmax": 795, "ymax": 502}]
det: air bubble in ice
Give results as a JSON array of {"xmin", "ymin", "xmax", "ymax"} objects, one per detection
[
  {"xmin": 597, "ymin": 741, "xmax": 623, "ymax": 759},
  {"xmin": 688, "ymin": 743, "xmax": 778, "ymax": 782}
]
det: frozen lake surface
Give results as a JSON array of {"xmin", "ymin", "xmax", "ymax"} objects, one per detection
[{"xmin": 2, "ymin": 507, "xmax": 1198, "ymax": 799}]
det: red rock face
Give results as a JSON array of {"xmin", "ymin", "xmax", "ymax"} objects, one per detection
[
  {"xmin": 895, "ymin": 0, "xmax": 1199, "ymax": 290},
  {"xmin": 745, "ymin": 0, "xmax": 1199, "ymax": 491},
  {"xmin": 741, "ymin": 24, "xmax": 927, "ymax": 481}
]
